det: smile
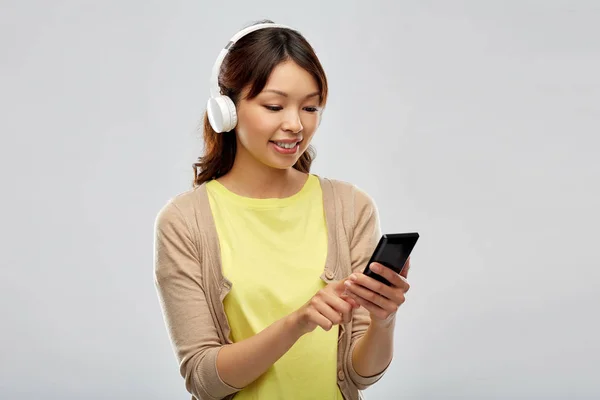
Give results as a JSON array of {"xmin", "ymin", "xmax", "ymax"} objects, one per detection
[
  {"xmin": 269, "ymin": 140, "xmax": 302, "ymax": 154},
  {"xmin": 272, "ymin": 141, "xmax": 299, "ymax": 149}
]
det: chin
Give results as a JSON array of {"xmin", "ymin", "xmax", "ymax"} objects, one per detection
[
  {"xmin": 263, "ymin": 152, "xmax": 303, "ymax": 170},
  {"xmin": 266, "ymin": 159, "xmax": 299, "ymax": 170},
  {"xmin": 252, "ymin": 142, "xmax": 309, "ymax": 170}
]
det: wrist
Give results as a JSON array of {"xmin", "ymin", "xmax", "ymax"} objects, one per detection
[
  {"xmin": 285, "ymin": 311, "xmax": 307, "ymax": 339},
  {"xmin": 369, "ymin": 314, "xmax": 396, "ymax": 331}
]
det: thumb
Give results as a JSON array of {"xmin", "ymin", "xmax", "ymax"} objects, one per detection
[{"xmin": 331, "ymin": 277, "xmax": 347, "ymax": 292}]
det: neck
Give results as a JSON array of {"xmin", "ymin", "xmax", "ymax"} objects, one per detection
[{"xmin": 218, "ymin": 147, "xmax": 307, "ymax": 199}]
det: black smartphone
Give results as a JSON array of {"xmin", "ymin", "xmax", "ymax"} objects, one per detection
[{"xmin": 363, "ymin": 233, "xmax": 420, "ymax": 286}]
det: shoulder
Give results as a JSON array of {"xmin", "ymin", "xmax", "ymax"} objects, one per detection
[
  {"xmin": 317, "ymin": 175, "xmax": 378, "ymax": 211},
  {"xmin": 154, "ymin": 185, "xmax": 208, "ymax": 231}
]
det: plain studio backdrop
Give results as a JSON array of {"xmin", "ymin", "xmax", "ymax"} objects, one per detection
[{"xmin": 1, "ymin": 1, "xmax": 598, "ymax": 399}]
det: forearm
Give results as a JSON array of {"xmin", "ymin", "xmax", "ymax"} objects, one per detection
[
  {"xmin": 216, "ymin": 314, "xmax": 303, "ymax": 389},
  {"xmin": 351, "ymin": 317, "xmax": 395, "ymax": 377}
]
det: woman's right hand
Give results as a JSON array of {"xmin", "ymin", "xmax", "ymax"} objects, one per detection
[{"xmin": 290, "ymin": 279, "xmax": 359, "ymax": 336}]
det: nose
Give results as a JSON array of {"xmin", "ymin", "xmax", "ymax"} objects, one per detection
[{"xmin": 282, "ymin": 110, "xmax": 303, "ymax": 133}]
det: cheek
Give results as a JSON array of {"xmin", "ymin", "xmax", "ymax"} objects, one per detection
[
  {"xmin": 300, "ymin": 117, "xmax": 319, "ymax": 140},
  {"xmin": 237, "ymin": 108, "xmax": 276, "ymax": 143},
  {"xmin": 304, "ymin": 110, "xmax": 322, "ymax": 129}
]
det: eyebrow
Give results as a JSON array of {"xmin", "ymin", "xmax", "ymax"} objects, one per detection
[{"xmin": 263, "ymin": 89, "xmax": 320, "ymax": 99}]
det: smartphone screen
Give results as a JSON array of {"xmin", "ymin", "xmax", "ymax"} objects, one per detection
[{"xmin": 363, "ymin": 233, "xmax": 419, "ymax": 286}]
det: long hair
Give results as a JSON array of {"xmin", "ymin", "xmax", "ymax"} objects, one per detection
[{"xmin": 192, "ymin": 20, "xmax": 329, "ymax": 187}]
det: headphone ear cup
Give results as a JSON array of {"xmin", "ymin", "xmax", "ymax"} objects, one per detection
[{"xmin": 207, "ymin": 95, "xmax": 238, "ymax": 133}]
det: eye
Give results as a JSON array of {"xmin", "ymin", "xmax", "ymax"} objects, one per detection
[
  {"xmin": 304, "ymin": 107, "xmax": 319, "ymax": 113},
  {"xmin": 263, "ymin": 105, "xmax": 320, "ymax": 113}
]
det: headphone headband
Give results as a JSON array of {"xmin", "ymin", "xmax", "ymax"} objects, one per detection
[{"xmin": 209, "ymin": 23, "xmax": 293, "ymax": 98}]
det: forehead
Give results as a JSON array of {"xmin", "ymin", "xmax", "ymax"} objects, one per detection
[{"xmin": 263, "ymin": 60, "xmax": 319, "ymax": 94}]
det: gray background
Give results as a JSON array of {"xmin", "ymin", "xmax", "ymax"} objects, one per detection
[{"xmin": 1, "ymin": 0, "xmax": 598, "ymax": 399}]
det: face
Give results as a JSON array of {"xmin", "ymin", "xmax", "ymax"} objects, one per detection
[{"xmin": 234, "ymin": 60, "xmax": 323, "ymax": 171}]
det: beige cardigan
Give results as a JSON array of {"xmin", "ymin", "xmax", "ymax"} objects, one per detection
[{"xmin": 154, "ymin": 175, "xmax": 390, "ymax": 400}]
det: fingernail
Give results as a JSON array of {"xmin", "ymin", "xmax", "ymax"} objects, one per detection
[
  {"xmin": 344, "ymin": 280, "xmax": 352, "ymax": 287},
  {"xmin": 349, "ymin": 274, "xmax": 358, "ymax": 281},
  {"xmin": 371, "ymin": 263, "xmax": 381, "ymax": 272}
]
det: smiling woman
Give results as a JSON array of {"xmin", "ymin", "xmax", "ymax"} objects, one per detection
[
  {"xmin": 236, "ymin": 60, "xmax": 323, "ymax": 164},
  {"xmin": 154, "ymin": 19, "xmax": 407, "ymax": 400},
  {"xmin": 193, "ymin": 21, "xmax": 328, "ymax": 187}
]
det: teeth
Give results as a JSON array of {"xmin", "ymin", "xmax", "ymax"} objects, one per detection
[{"xmin": 275, "ymin": 142, "xmax": 297, "ymax": 149}]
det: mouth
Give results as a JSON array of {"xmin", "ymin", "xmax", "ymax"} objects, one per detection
[
  {"xmin": 269, "ymin": 139, "xmax": 303, "ymax": 149},
  {"xmin": 269, "ymin": 139, "xmax": 303, "ymax": 154}
]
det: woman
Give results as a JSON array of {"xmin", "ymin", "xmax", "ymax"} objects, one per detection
[{"xmin": 154, "ymin": 20, "xmax": 411, "ymax": 400}]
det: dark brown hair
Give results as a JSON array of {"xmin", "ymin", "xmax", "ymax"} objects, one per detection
[{"xmin": 192, "ymin": 20, "xmax": 329, "ymax": 187}]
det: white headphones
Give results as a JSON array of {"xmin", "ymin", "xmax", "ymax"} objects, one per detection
[{"xmin": 206, "ymin": 23, "xmax": 294, "ymax": 133}]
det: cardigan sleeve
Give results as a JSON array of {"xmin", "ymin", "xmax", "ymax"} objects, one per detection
[
  {"xmin": 154, "ymin": 200, "xmax": 241, "ymax": 400},
  {"xmin": 344, "ymin": 186, "xmax": 392, "ymax": 390}
]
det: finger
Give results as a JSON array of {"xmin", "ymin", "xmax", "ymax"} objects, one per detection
[
  {"xmin": 336, "ymin": 282, "xmax": 359, "ymax": 307},
  {"xmin": 370, "ymin": 263, "xmax": 410, "ymax": 290},
  {"xmin": 400, "ymin": 257, "xmax": 411, "ymax": 279},
  {"xmin": 340, "ymin": 291, "xmax": 360, "ymax": 309},
  {"xmin": 312, "ymin": 309, "xmax": 336, "ymax": 331},
  {"xmin": 349, "ymin": 271, "xmax": 397, "ymax": 301},
  {"xmin": 323, "ymin": 291, "xmax": 354, "ymax": 324},
  {"xmin": 332, "ymin": 278, "xmax": 352, "ymax": 296},
  {"xmin": 334, "ymin": 279, "xmax": 372, "ymax": 306},
  {"xmin": 310, "ymin": 299, "xmax": 338, "ymax": 330},
  {"xmin": 344, "ymin": 279, "xmax": 398, "ymax": 313},
  {"xmin": 326, "ymin": 282, "xmax": 356, "ymax": 316},
  {"xmin": 315, "ymin": 295, "xmax": 350, "ymax": 326},
  {"xmin": 346, "ymin": 291, "xmax": 390, "ymax": 321}
]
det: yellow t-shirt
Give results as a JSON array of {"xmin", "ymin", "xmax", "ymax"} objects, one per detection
[{"xmin": 206, "ymin": 174, "xmax": 344, "ymax": 400}]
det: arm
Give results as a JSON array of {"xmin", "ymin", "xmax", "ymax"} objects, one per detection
[
  {"xmin": 344, "ymin": 187, "xmax": 394, "ymax": 389},
  {"xmin": 154, "ymin": 201, "xmax": 341, "ymax": 396},
  {"xmin": 216, "ymin": 314, "xmax": 303, "ymax": 389},
  {"xmin": 218, "ymin": 277, "xmax": 358, "ymax": 388},
  {"xmin": 351, "ymin": 311, "xmax": 395, "ymax": 377},
  {"xmin": 154, "ymin": 201, "xmax": 241, "ymax": 400}
]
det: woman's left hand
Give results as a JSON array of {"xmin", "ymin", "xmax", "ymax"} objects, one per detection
[{"xmin": 343, "ymin": 258, "xmax": 411, "ymax": 326}]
